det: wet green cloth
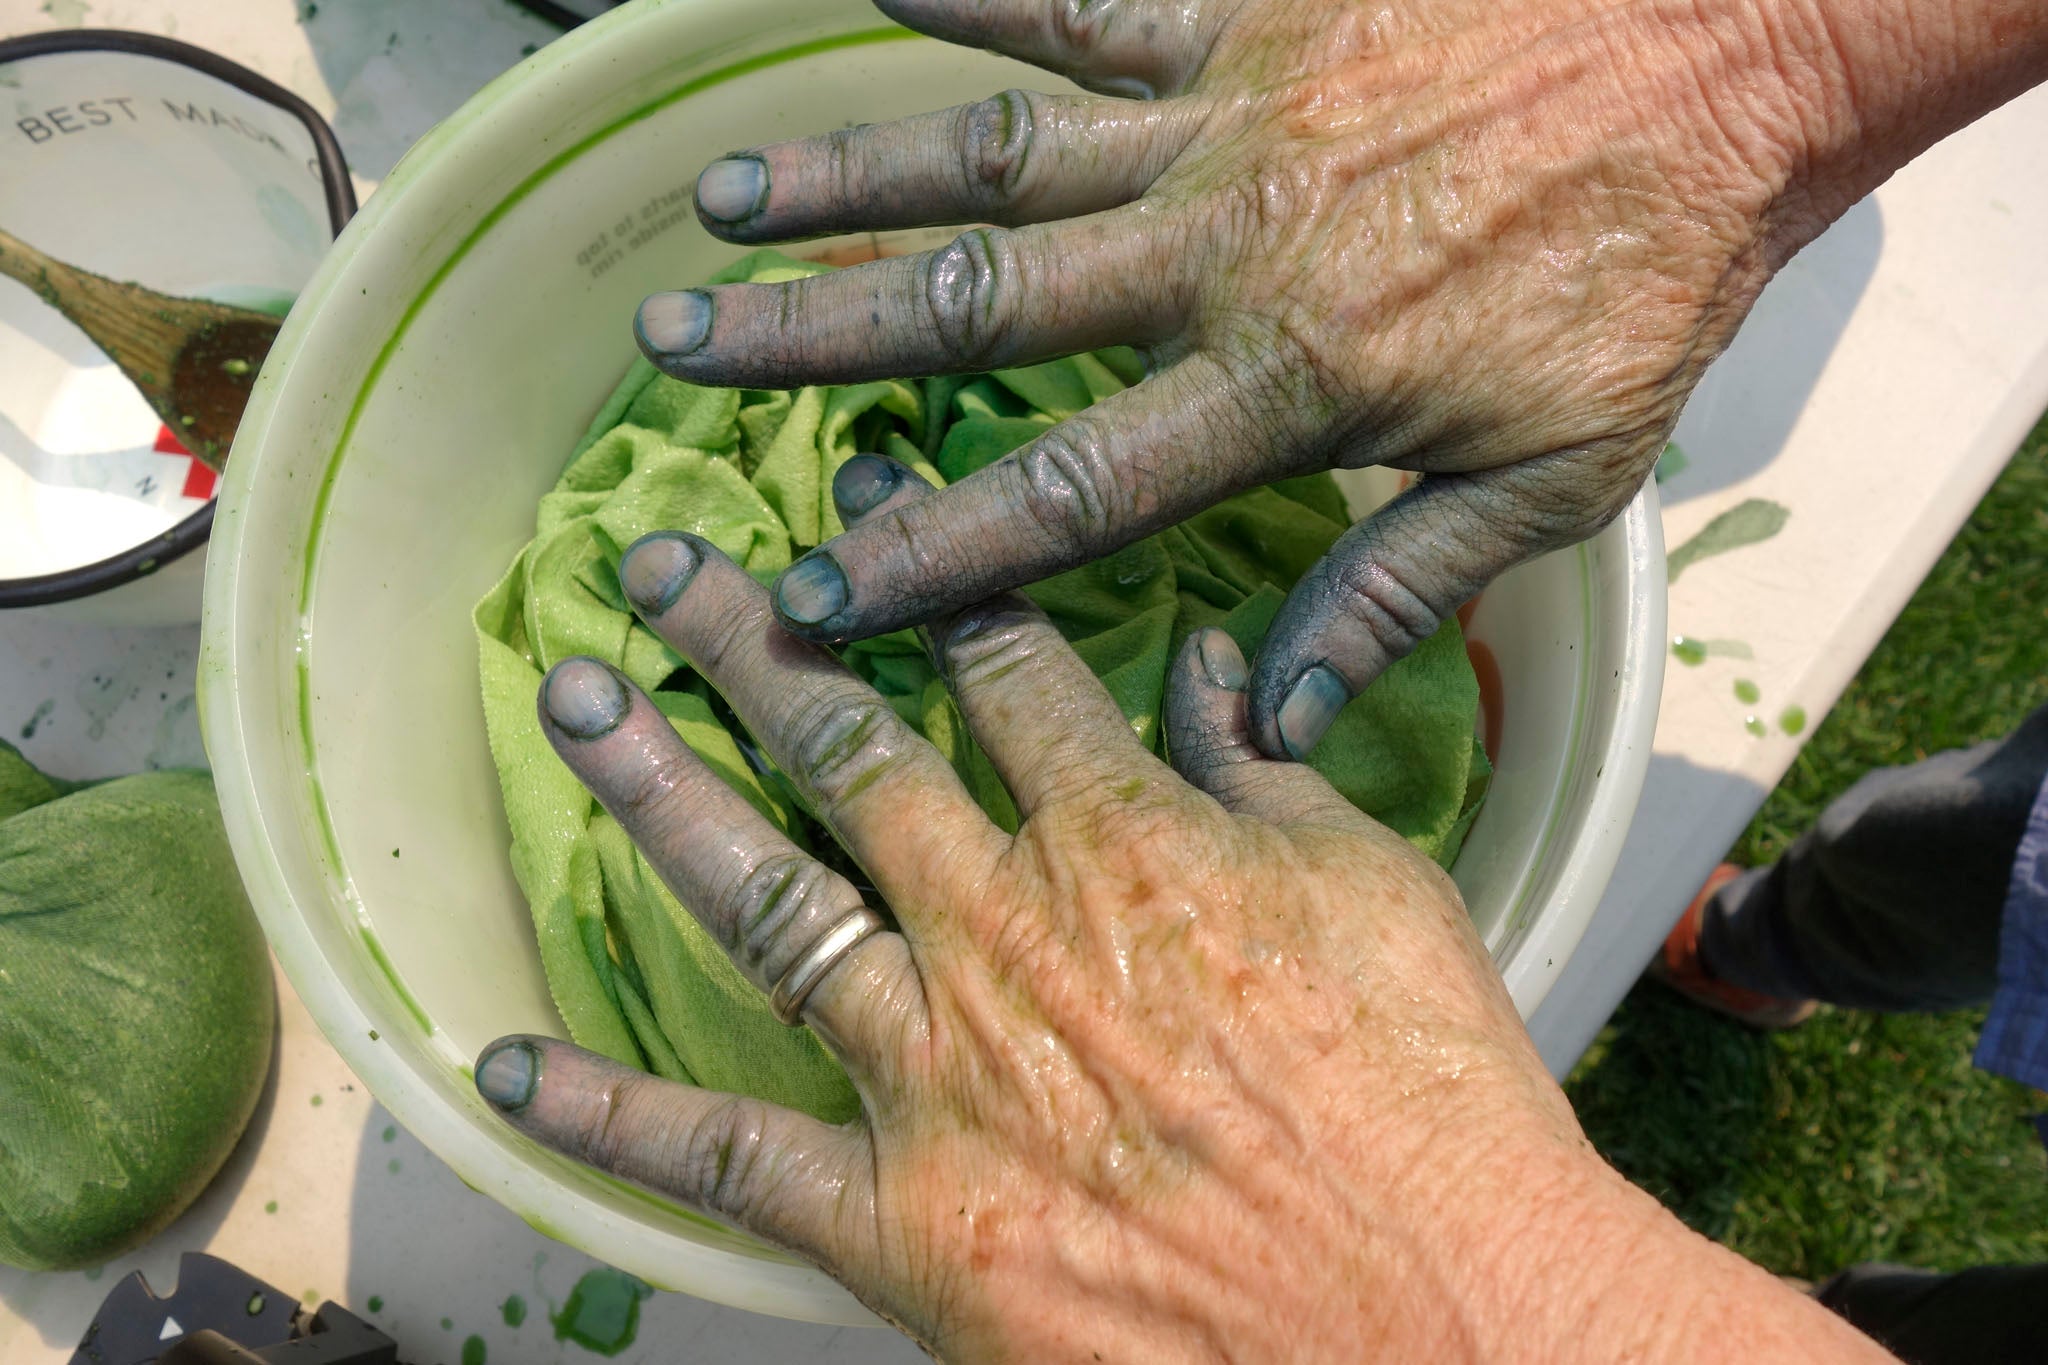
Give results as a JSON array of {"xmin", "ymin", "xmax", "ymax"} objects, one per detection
[
  {"xmin": 0, "ymin": 747, "xmax": 274, "ymax": 1271},
  {"xmin": 475, "ymin": 250, "xmax": 1487, "ymax": 1121}
]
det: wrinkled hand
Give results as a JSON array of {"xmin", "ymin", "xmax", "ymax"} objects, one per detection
[
  {"xmin": 473, "ymin": 458, "xmax": 1592, "ymax": 1359},
  {"xmin": 631, "ymin": 0, "xmax": 1845, "ymax": 757}
]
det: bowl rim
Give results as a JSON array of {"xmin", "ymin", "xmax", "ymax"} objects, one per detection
[
  {"xmin": 0, "ymin": 28, "xmax": 356, "ymax": 609},
  {"xmin": 201, "ymin": 0, "xmax": 1662, "ymax": 1324}
]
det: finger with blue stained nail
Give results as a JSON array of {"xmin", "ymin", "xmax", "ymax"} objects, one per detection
[
  {"xmin": 532, "ymin": 653, "xmax": 930, "ymax": 1059},
  {"xmin": 646, "ymin": 0, "xmax": 1845, "ymax": 757}
]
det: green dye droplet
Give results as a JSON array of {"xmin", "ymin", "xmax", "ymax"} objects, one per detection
[
  {"xmin": 367, "ymin": 1296, "xmax": 384, "ymax": 1314},
  {"xmin": 83, "ymin": 1266, "xmax": 103, "ymax": 1282},
  {"xmin": 387, "ymin": 1157, "xmax": 402, "ymax": 1174},
  {"xmin": 222, "ymin": 357, "xmax": 251, "ymax": 376},
  {"xmin": 304, "ymin": 1290, "xmax": 321, "ymax": 1305},
  {"xmin": 1672, "ymin": 636, "xmax": 1707, "ymax": 666},
  {"xmin": 265, "ymin": 1200, "xmax": 278, "ymax": 1214},
  {"xmin": 501, "ymin": 1294, "xmax": 528, "ymax": 1328},
  {"xmin": 382, "ymin": 1125, "xmax": 397, "ymax": 1143},
  {"xmin": 368, "ymin": 1029, "xmax": 380, "ymax": 1041},
  {"xmin": 552, "ymin": 1269, "xmax": 653, "ymax": 1356},
  {"xmin": 1733, "ymin": 678, "xmax": 1760, "ymax": 704},
  {"xmin": 441, "ymin": 1316, "xmax": 454, "ymax": 1331},
  {"xmin": 310, "ymin": 1093, "xmax": 323, "ymax": 1107},
  {"xmin": 462, "ymin": 1335, "xmax": 487, "ymax": 1365},
  {"xmin": 1744, "ymin": 716, "xmax": 1767, "ymax": 737},
  {"xmin": 246, "ymin": 1293, "xmax": 265, "ymax": 1316},
  {"xmin": 1779, "ymin": 705, "xmax": 1807, "ymax": 735}
]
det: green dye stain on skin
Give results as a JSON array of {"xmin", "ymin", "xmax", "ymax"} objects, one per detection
[
  {"xmin": 382, "ymin": 1125, "xmax": 396, "ymax": 1142},
  {"xmin": 552, "ymin": 1269, "xmax": 653, "ymax": 1356},
  {"xmin": 1653, "ymin": 441, "xmax": 1690, "ymax": 484},
  {"xmin": 501, "ymin": 1294, "xmax": 527, "ymax": 1328},
  {"xmin": 1667, "ymin": 498, "xmax": 1790, "ymax": 582},
  {"xmin": 462, "ymin": 1335, "xmax": 487, "ymax": 1365},
  {"xmin": 1744, "ymin": 716, "xmax": 1768, "ymax": 737},
  {"xmin": 1734, "ymin": 679, "xmax": 1761, "ymax": 704},
  {"xmin": 1780, "ymin": 705, "xmax": 1808, "ymax": 735},
  {"xmin": 366, "ymin": 1296, "xmax": 383, "ymax": 1313}
]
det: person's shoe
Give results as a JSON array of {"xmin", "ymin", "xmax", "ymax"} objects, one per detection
[{"xmin": 1649, "ymin": 863, "xmax": 1818, "ymax": 1030}]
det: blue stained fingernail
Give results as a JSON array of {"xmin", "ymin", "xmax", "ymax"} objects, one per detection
[
  {"xmin": 1277, "ymin": 664, "xmax": 1350, "ymax": 761},
  {"xmin": 1197, "ymin": 628, "xmax": 1248, "ymax": 691},
  {"xmin": 541, "ymin": 658, "xmax": 628, "ymax": 739},
  {"xmin": 696, "ymin": 155, "xmax": 768, "ymax": 223},
  {"xmin": 620, "ymin": 533, "xmax": 701, "ymax": 616},
  {"xmin": 475, "ymin": 1040, "xmax": 539, "ymax": 1111},
  {"xmin": 635, "ymin": 290, "xmax": 711, "ymax": 356},
  {"xmin": 775, "ymin": 554, "xmax": 848, "ymax": 626},
  {"xmin": 832, "ymin": 454, "xmax": 900, "ymax": 521}
]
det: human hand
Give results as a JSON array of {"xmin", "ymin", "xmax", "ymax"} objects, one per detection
[
  {"xmin": 474, "ymin": 457, "xmax": 1892, "ymax": 1362},
  {"xmin": 628, "ymin": 0, "xmax": 1876, "ymax": 759}
]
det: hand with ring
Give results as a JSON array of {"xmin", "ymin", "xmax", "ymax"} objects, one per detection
[
  {"xmin": 621, "ymin": 0, "xmax": 2027, "ymax": 760},
  {"xmin": 473, "ymin": 458, "xmax": 1890, "ymax": 1362}
]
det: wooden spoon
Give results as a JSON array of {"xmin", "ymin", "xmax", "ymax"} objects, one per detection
[{"xmin": 0, "ymin": 226, "xmax": 281, "ymax": 472}]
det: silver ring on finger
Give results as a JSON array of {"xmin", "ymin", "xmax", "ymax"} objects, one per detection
[{"xmin": 770, "ymin": 906, "xmax": 887, "ymax": 1025}]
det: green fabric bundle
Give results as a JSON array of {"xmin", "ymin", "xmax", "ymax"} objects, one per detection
[
  {"xmin": 0, "ymin": 745, "xmax": 274, "ymax": 1270},
  {"xmin": 475, "ymin": 251, "xmax": 1488, "ymax": 1123}
]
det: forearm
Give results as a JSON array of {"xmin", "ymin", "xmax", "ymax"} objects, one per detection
[{"xmin": 1726, "ymin": 0, "xmax": 2048, "ymax": 237}]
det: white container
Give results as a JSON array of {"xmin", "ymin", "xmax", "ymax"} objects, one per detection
[{"xmin": 200, "ymin": 0, "xmax": 1664, "ymax": 1326}]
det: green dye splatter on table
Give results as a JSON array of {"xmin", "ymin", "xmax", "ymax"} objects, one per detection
[
  {"xmin": 1653, "ymin": 441, "xmax": 1690, "ymax": 484},
  {"xmin": 1779, "ymin": 705, "xmax": 1808, "ymax": 735},
  {"xmin": 501, "ymin": 1294, "xmax": 527, "ymax": 1328},
  {"xmin": 1667, "ymin": 498, "xmax": 1791, "ymax": 582},
  {"xmin": 462, "ymin": 1334, "xmax": 487, "ymax": 1365},
  {"xmin": 264, "ymin": 1200, "xmax": 278, "ymax": 1214},
  {"xmin": 382, "ymin": 1125, "xmax": 396, "ymax": 1142},
  {"xmin": 1744, "ymin": 716, "xmax": 1768, "ymax": 737},
  {"xmin": 1671, "ymin": 636, "xmax": 1754, "ymax": 667},
  {"xmin": 1734, "ymin": 679, "xmax": 1761, "ymax": 704},
  {"xmin": 366, "ymin": 1296, "xmax": 383, "ymax": 1313},
  {"xmin": 552, "ymin": 1269, "xmax": 653, "ymax": 1356}
]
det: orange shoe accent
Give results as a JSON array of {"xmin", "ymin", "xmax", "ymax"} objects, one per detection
[{"xmin": 1649, "ymin": 863, "xmax": 1818, "ymax": 1030}]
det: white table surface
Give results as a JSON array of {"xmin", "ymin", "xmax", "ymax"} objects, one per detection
[{"xmin": 4, "ymin": 1, "xmax": 2046, "ymax": 1361}]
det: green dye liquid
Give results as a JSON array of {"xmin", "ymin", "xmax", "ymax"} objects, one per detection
[
  {"xmin": 387, "ymin": 1158, "xmax": 402, "ymax": 1174},
  {"xmin": 310, "ymin": 1094, "xmax": 322, "ymax": 1107},
  {"xmin": 440, "ymin": 1317, "xmax": 453, "ymax": 1331},
  {"xmin": 264, "ymin": 1200, "xmax": 278, "ymax": 1214},
  {"xmin": 1744, "ymin": 717, "xmax": 1767, "ymax": 737},
  {"xmin": 462, "ymin": 1334, "xmax": 487, "ymax": 1365},
  {"xmin": 382, "ymin": 1125, "xmax": 396, "ymax": 1142},
  {"xmin": 1780, "ymin": 705, "xmax": 1807, "ymax": 735},
  {"xmin": 246, "ymin": 1293, "xmax": 265, "ymax": 1316},
  {"xmin": 1734, "ymin": 679, "xmax": 1760, "ymax": 704},
  {"xmin": 367, "ymin": 1296, "xmax": 383, "ymax": 1314},
  {"xmin": 552, "ymin": 1269, "xmax": 653, "ymax": 1356},
  {"xmin": 1671, "ymin": 635, "xmax": 1754, "ymax": 667},
  {"xmin": 501, "ymin": 1294, "xmax": 527, "ymax": 1328}
]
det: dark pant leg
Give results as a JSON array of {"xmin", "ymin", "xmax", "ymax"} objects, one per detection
[
  {"xmin": 1697, "ymin": 704, "xmax": 2048, "ymax": 1011},
  {"xmin": 1818, "ymin": 1262, "xmax": 2048, "ymax": 1365}
]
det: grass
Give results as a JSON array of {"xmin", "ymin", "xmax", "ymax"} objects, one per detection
[{"xmin": 1565, "ymin": 407, "xmax": 2048, "ymax": 1280}]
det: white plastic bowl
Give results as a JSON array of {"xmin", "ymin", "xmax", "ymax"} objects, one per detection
[{"xmin": 200, "ymin": 0, "xmax": 1664, "ymax": 1326}]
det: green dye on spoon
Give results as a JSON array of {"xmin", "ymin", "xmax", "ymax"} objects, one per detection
[
  {"xmin": 1780, "ymin": 705, "xmax": 1807, "ymax": 735},
  {"xmin": 501, "ymin": 1294, "xmax": 527, "ymax": 1328},
  {"xmin": 1733, "ymin": 679, "xmax": 1761, "ymax": 704},
  {"xmin": 552, "ymin": 1269, "xmax": 653, "ymax": 1356}
]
